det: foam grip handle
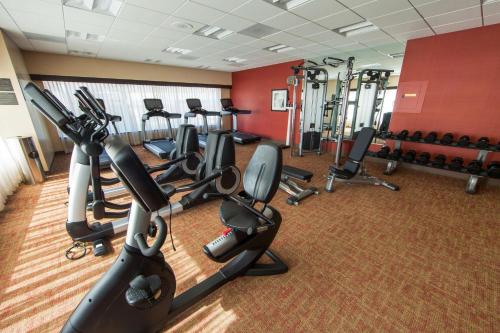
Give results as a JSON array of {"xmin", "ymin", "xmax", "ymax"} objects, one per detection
[{"xmin": 134, "ymin": 216, "xmax": 167, "ymax": 257}]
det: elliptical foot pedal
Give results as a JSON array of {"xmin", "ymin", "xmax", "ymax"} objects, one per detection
[{"xmin": 92, "ymin": 239, "xmax": 108, "ymax": 256}]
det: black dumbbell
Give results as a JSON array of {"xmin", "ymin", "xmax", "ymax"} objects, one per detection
[
  {"xmin": 377, "ymin": 146, "xmax": 390, "ymax": 158},
  {"xmin": 467, "ymin": 160, "xmax": 483, "ymax": 175},
  {"xmin": 457, "ymin": 135, "xmax": 470, "ymax": 147},
  {"xmin": 416, "ymin": 152, "xmax": 431, "ymax": 165},
  {"xmin": 440, "ymin": 133, "xmax": 454, "ymax": 145},
  {"xmin": 396, "ymin": 130, "xmax": 409, "ymax": 140},
  {"xmin": 388, "ymin": 148, "xmax": 403, "ymax": 161},
  {"xmin": 410, "ymin": 131, "xmax": 422, "ymax": 142},
  {"xmin": 402, "ymin": 150, "xmax": 416, "ymax": 162},
  {"xmin": 475, "ymin": 137, "xmax": 490, "ymax": 149},
  {"xmin": 487, "ymin": 161, "xmax": 500, "ymax": 178},
  {"xmin": 424, "ymin": 132, "xmax": 438, "ymax": 143},
  {"xmin": 380, "ymin": 131, "xmax": 393, "ymax": 139},
  {"xmin": 495, "ymin": 141, "xmax": 500, "ymax": 151},
  {"xmin": 431, "ymin": 154, "xmax": 447, "ymax": 168},
  {"xmin": 448, "ymin": 157, "xmax": 464, "ymax": 171}
]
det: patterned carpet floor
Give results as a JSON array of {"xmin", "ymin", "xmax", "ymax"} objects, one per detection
[{"xmin": 0, "ymin": 142, "xmax": 498, "ymax": 332}]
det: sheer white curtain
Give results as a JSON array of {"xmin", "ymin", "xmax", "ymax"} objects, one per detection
[
  {"xmin": 44, "ymin": 81, "xmax": 222, "ymax": 151},
  {"xmin": 0, "ymin": 137, "xmax": 24, "ymax": 212}
]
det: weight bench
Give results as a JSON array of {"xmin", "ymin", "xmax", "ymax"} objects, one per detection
[
  {"xmin": 325, "ymin": 127, "xmax": 399, "ymax": 192},
  {"xmin": 280, "ymin": 165, "xmax": 319, "ymax": 205}
]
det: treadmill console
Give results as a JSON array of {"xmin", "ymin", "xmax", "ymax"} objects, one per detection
[
  {"xmin": 186, "ymin": 98, "xmax": 203, "ymax": 112},
  {"xmin": 144, "ymin": 98, "xmax": 164, "ymax": 111}
]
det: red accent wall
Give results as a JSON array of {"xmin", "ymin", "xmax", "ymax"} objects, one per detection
[
  {"xmin": 390, "ymin": 24, "xmax": 500, "ymax": 162},
  {"xmin": 231, "ymin": 60, "xmax": 303, "ymax": 142}
]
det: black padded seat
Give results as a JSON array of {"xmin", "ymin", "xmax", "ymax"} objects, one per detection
[
  {"xmin": 220, "ymin": 201, "xmax": 259, "ymax": 232},
  {"xmin": 329, "ymin": 167, "xmax": 355, "ymax": 179},
  {"xmin": 331, "ymin": 127, "xmax": 375, "ymax": 179},
  {"xmin": 282, "ymin": 165, "xmax": 313, "ymax": 181}
]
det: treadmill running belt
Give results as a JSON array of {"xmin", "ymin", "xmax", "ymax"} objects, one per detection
[
  {"xmin": 144, "ymin": 139, "xmax": 175, "ymax": 159},
  {"xmin": 232, "ymin": 132, "xmax": 261, "ymax": 144}
]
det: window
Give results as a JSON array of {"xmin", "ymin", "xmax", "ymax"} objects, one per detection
[
  {"xmin": 0, "ymin": 137, "xmax": 24, "ymax": 212},
  {"xmin": 43, "ymin": 81, "xmax": 222, "ymax": 148}
]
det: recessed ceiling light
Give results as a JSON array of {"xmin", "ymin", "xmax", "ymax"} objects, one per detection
[
  {"xmin": 265, "ymin": 44, "xmax": 294, "ymax": 53},
  {"xmin": 194, "ymin": 25, "xmax": 233, "ymax": 40},
  {"xmin": 171, "ymin": 21, "xmax": 194, "ymax": 30},
  {"xmin": 388, "ymin": 52, "xmax": 404, "ymax": 59},
  {"xmin": 223, "ymin": 57, "xmax": 247, "ymax": 64},
  {"xmin": 63, "ymin": 0, "xmax": 122, "ymax": 17},
  {"xmin": 264, "ymin": 0, "xmax": 313, "ymax": 10},
  {"xmin": 197, "ymin": 65, "xmax": 213, "ymax": 69},
  {"xmin": 163, "ymin": 47, "xmax": 192, "ymax": 55},
  {"xmin": 334, "ymin": 21, "xmax": 378, "ymax": 37}
]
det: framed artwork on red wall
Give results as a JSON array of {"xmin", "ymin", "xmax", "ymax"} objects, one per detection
[{"xmin": 271, "ymin": 89, "xmax": 288, "ymax": 112}]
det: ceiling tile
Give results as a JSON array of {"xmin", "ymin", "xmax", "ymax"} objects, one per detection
[
  {"xmin": 261, "ymin": 11, "xmax": 309, "ymax": 31},
  {"xmin": 8, "ymin": 10, "xmax": 65, "ymax": 37},
  {"xmin": 408, "ymin": 0, "xmax": 438, "ymax": 5},
  {"xmin": 64, "ymin": 21, "xmax": 110, "ymax": 36},
  {"xmin": 67, "ymin": 39, "xmax": 101, "ymax": 53},
  {"xmin": 125, "ymin": 0, "xmax": 186, "ymax": 14},
  {"xmin": 286, "ymin": 22, "xmax": 328, "ymax": 38},
  {"xmin": 415, "ymin": 0, "xmax": 479, "ymax": 17},
  {"xmin": 63, "ymin": 7, "xmax": 115, "ymax": 29},
  {"xmin": 335, "ymin": 0, "xmax": 375, "ymax": 8},
  {"xmin": 347, "ymin": 29, "xmax": 391, "ymax": 42},
  {"xmin": 306, "ymin": 30, "xmax": 345, "ymax": 43},
  {"xmin": 150, "ymin": 27, "xmax": 190, "ymax": 41},
  {"xmin": 111, "ymin": 19, "xmax": 157, "ymax": 35},
  {"xmin": 107, "ymin": 28, "xmax": 149, "ymax": 43},
  {"xmin": 172, "ymin": 35, "xmax": 216, "ymax": 50},
  {"xmin": 361, "ymin": 36, "xmax": 397, "ymax": 47},
  {"xmin": 427, "ymin": 6, "xmax": 481, "ymax": 27},
  {"xmin": 433, "ymin": 17, "xmax": 482, "ymax": 34},
  {"xmin": 173, "ymin": 2, "xmax": 225, "ymax": 24},
  {"xmin": 191, "ymin": 0, "xmax": 250, "ymax": 13},
  {"xmin": 290, "ymin": 0, "xmax": 345, "ymax": 21},
  {"xmin": 391, "ymin": 27, "xmax": 434, "ymax": 42},
  {"xmin": 118, "ymin": 3, "xmax": 168, "ymax": 26},
  {"xmin": 483, "ymin": 0, "xmax": 500, "ymax": 16},
  {"xmin": 0, "ymin": 0, "xmax": 62, "ymax": 16},
  {"xmin": 140, "ymin": 36, "xmax": 173, "ymax": 50},
  {"xmin": 243, "ymin": 38, "xmax": 276, "ymax": 48},
  {"xmin": 9, "ymin": 34, "xmax": 35, "ymax": 50},
  {"xmin": 284, "ymin": 38, "xmax": 316, "ymax": 48},
  {"xmin": 31, "ymin": 40, "xmax": 68, "ymax": 54},
  {"xmin": 384, "ymin": 19, "xmax": 429, "ymax": 35},
  {"xmin": 352, "ymin": 0, "xmax": 411, "ymax": 19},
  {"xmin": 315, "ymin": 10, "xmax": 364, "ymax": 30},
  {"xmin": 212, "ymin": 14, "xmax": 254, "ymax": 32},
  {"xmin": 230, "ymin": 0, "xmax": 284, "ymax": 22},
  {"xmin": 222, "ymin": 33, "xmax": 256, "ymax": 44},
  {"xmin": 373, "ymin": 42, "xmax": 405, "ymax": 54},
  {"xmin": 370, "ymin": 8, "xmax": 422, "ymax": 28},
  {"xmin": 262, "ymin": 31, "xmax": 301, "ymax": 44},
  {"xmin": 484, "ymin": 12, "xmax": 500, "ymax": 25}
]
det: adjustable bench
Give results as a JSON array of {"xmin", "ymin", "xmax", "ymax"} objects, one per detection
[
  {"xmin": 280, "ymin": 165, "xmax": 319, "ymax": 205},
  {"xmin": 325, "ymin": 127, "xmax": 399, "ymax": 192}
]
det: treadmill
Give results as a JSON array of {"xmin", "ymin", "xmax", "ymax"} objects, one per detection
[
  {"xmin": 220, "ymin": 98, "xmax": 261, "ymax": 144},
  {"xmin": 184, "ymin": 98, "xmax": 223, "ymax": 148},
  {"xmin": 142, "ymin": 98, "xmax": 181, "ymax": 159}
]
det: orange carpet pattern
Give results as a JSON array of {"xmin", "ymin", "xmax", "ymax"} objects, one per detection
[{"xmin": 0, "ymin": 143, "xmax": 499, "ymax": 333}]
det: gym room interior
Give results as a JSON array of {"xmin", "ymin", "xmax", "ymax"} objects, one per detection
[{"xmin": 0, "ymin": 0, "xmax": 498, "ymax": 332}]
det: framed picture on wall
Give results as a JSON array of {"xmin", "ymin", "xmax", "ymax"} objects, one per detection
[{"xmin": 271, "ymin": 89, "xmax": 288, "ymax": 112}]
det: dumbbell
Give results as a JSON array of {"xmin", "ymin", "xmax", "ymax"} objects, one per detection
[
  {"xmin": 467, "ymin": 160, "xmax": 483, "ymax": 175},
  {"xmin": 457, "ymin": 135, "xmax": 470, "ymax": 147},
  {"xmin": 475, "ymin": 137, "xmax": 490, "ymax": 149},
  {"xmin": 380, "ymin": 131, "xmax": 393, "ymax": 139},
  {"xmin": 416, "ymin": 152, "xmax": 431, "ymax": 165},
  {"xmin": 388, "ymin": 148, "xmax": 403, "ymax": 161},
  {"xmin": 396, "ymin": 130, "xmax": 409, "ymax": 140},
  {"xmin": 409, "ymin": 131, "xmax": 422, "ymax": 142},
  {"xmin": 424, "ymin": 132, "xmax": 438, "ymax": 143},
  {"xmin": 448, "ymin": 157, "xmax": 464, "ymax": 171},
  {"xmin": 487, "ymin": 161, "xmax": 500, "ymax": 178},
  {"xmin": 377, "ymin": 146, "xmax": 390, "ymax": 158},
  {"xmin": 431, "ymin": 154, "xmax": 447, "ymax": 168},
  {"xmin": 440, "ymin": 133, "xmax": 454, "ymax": 145},
  {"xmin": 495, "ymin": 142, "xmax": 500, "ymax": 151},
  {"xmin": 402, "ymin": 150, "xmax": 416, "ymax": 162}
]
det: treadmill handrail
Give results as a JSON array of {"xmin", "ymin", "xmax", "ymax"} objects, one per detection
[{"xmin": 142, "ymin": 110, "xmax": 182, "ymax": 121}]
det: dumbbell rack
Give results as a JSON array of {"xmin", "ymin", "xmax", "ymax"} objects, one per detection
[{"xmin": 373, "ymin": 135, "xmax": 498, "ymax": 194}]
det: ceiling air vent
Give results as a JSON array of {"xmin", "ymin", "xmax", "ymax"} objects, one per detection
[
  {"xmin": 0, "ymin": 78, "xmax": 14, "ymax": 92},
  {"xmin": 66, "ymin": 30, "xmax": 105, "ymax": 42},
  {"xmin": 0, "ymin": 78, "xmax": 17, "ymax": 105},
  {"xmin": 194, "ymin": 25, "xmax": 233, "ymax": 40},
  {"xmin": 239, "ymin": 23, "xmax": 280, "ymax": 39}
]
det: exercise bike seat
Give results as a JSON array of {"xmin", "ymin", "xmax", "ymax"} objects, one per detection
[
  {"xmin": 220, "ymin": 201, "xmax": 259, "ymax": 232},
  {"xmin": 282, "ymin": 165, "xmax": 313, "ymax": 182}
]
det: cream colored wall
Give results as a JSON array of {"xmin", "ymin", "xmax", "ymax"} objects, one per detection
[{"xmin": 0, "ymin": 32, "xmax": 52, "ymax": 170}]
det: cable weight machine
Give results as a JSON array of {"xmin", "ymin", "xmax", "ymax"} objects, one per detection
[{"xmin": 287, "ymin": 57, "xmax": 345, "ymax": 157}]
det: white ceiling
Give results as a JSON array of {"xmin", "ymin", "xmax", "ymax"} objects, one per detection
[{"xmin": 0, "ymin": 0, "xmax": 498, "ymax": 73}]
